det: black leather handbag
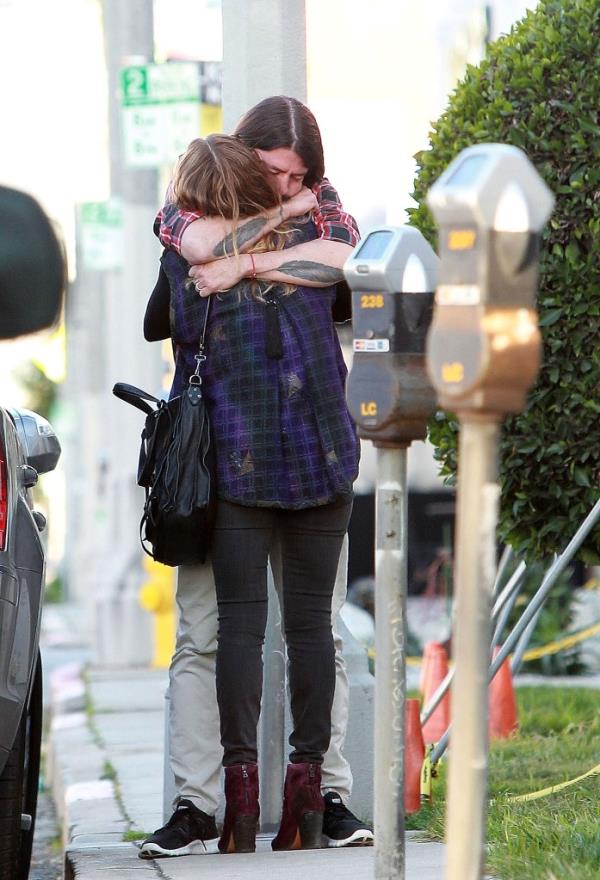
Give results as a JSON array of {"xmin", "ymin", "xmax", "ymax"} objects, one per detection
[{"xmin": 113, "ymin": 303, "xmax": 215, "ymax": 566}]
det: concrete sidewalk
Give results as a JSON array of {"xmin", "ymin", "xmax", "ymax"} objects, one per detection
[{"xmin": 45, "ymin": 606, "xmax": 446, "ymax": 880}]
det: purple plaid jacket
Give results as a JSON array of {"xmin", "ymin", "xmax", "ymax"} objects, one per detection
[{"xmin": 162, "ymin": 222, "xmax": 359, "ymax": 509}]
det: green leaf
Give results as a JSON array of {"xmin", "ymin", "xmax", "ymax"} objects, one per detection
[
  {"xmin": 538, "ymin": 308, "xmax": 564, "ymax": 327},
  {"xmin": 573, "ymin": 468, "xmax": 591, "ymax": 488}
]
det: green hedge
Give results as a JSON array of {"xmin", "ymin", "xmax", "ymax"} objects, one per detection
[{"xmin": 408, "ymin": 0, "xmax": 600, "ymax": 564}]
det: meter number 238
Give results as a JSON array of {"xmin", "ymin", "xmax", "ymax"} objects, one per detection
[{"xmin": 360, "ymin": 294, "xmax": 384, "ymax": 309}]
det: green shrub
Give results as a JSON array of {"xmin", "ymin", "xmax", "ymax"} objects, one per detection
[{"xmin": 409, "ymin": 0, "xmax": 600, "ymax": 565}]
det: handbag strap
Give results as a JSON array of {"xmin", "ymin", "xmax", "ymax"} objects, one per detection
[
  {"xmin": 113, "ymin": 382, "xmax": 162, "ymax": 415},
  {"xmin": 191, "ymin": 296, "xmax": 211, "ymax": 382}
]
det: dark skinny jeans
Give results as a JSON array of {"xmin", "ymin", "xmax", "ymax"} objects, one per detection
[{"xmin": 210, "ymin": 497, "xmax": 353, "ymax": 768}]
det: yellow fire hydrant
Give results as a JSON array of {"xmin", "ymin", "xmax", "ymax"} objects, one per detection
[{"xmin": 139, "ymin": 557, "xmax": 176, "ymax": 668}]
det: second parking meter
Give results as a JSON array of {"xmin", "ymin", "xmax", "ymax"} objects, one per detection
[
  {"xmin": 343, "ymin": 226, "xmax": 439, "ymax": 880},
  {"xmin": 344, "ymin": 226, "xmax": 439, "ymax": 446},
  {"xmin": 426, "ymin": 143, "xmax": 554, "ymax": 416}
]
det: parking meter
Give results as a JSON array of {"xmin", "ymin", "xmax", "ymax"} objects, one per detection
[
  {"xmin": 344, "ymin": 226, "xmax": 439, "ymax": 880},
  {"xmin": 426, "ymin": 144, "xmax": 554, "ymax": 416},
  {"xmin": 425, "ymin": 144, "xmax": 554, "ymax": 880},
  {"xmin": 344, "ymin": 226, "xmax": 439, "ymax": 446}
]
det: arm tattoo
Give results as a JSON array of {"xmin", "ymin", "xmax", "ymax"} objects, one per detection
[
  {"xmin": 276, "ymin": 260, "xmax": 344, "ymax": 283},
  {"xmin": 213, "ymin": 216, "xmax": 268, "ymax": 257}
]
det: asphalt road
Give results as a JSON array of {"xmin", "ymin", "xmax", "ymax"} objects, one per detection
[
  {"xmin": 29, "ymin": 640, "xmax": 91, "ymax": 880},
  {"xmin": 30, "ymin": 788, "xmax": 62, "ymax": 880}
]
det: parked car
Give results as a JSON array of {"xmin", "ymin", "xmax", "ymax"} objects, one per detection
[
  {"xmin": 0, "ymin": 406, "xmax": 60, "ymax": 879},
  {"xmin": 0, "ymin": 184, "xmax": 64, "ymax": 878}
]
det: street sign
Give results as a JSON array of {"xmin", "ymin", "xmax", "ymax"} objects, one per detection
[
  {"xmin": 80, "ymin": 200, "xmax": 124, "ymax": 271},
  {"xmin": 120, "ymin": 62, "xmax": 202, "ymax": 168},
  {"xmin": 121, "ymin": 63, "xmax": 199, "ymax": 106}
]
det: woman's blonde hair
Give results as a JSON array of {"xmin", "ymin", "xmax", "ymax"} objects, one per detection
[
  {"xmin": 173, "ymin": 135, "xmax": 282, "ymax": 220},
  {"xmin": 173, "ymin": 135, "xmax": 293, "ymax": 298}
]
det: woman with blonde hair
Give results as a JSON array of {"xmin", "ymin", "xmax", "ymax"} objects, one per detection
[{"xmin": 151, "ymin": 132, "xmax": 359, "ymax": 856}]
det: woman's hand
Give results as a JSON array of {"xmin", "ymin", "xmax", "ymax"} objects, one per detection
[
  {"xmin": 282, "ymin": 187, "xmax": 318, "ymax": 221},
  {"xmin": 188, "ymin": 255, "xmax": 249, "ymax": 296}
]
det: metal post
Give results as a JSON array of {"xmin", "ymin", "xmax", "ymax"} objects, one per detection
[
  {"xmin": 429, "ymin": 498, "xmax": 600, "ymax": 765},
  {"xmin": 258, "ymin": 568, "xmax": 287, "ymax": 830},
  {"xmin": 421, "ymin": 560, "xmax": 527, "ymax": 727},
  {"xmin": 492, "ymin": 545, "xmax": 513, "ymax": 596},
  {"xmin": 445, "ymin": 418, "xmax": 500, "ymax": 880},
  {"xmin": 491, "ymin": 563, "xmax": 528, "ymax": 648},
  {"xmin": 496, "ymin": 498, "xmax": 600, "ymax": 677},
  {"xmin": 374, "ymin": 445, "xmax": 408, "ymax": 880}
]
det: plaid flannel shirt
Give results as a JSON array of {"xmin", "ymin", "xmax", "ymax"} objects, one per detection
[
  {"xmin": 154, "ymin": 178, "xmax": 359, "ymax": 252},
  {"xmin": 162, "ymin": 220, "xmax": 359, "ymax": 508}
]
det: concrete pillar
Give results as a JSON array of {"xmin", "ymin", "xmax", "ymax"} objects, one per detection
[
  {"xmin": 221, "ymin": 0, "xmax": 306, "ymax": 131},
  {"xmin": 62, "ymin": 0, "xmax": 162, "ymax": 665}
]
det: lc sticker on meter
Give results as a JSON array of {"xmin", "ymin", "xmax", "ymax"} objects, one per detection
[{"xmin": 353, "ymin": 339, "xmax": 390, "ymax": 353}]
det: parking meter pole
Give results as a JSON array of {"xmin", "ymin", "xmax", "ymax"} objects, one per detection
[
  {"xmin": 343, "ymin": 225, "xmax": 439, "ymax": 880},
  {"xmin": 374, "ymin": 444, "xmax": 408, "ymax": 880},
  {"xmin": 445, "ymin": 417, "xmax": 501, "ymax": 880}
]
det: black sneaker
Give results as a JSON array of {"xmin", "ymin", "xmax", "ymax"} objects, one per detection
[
  {"xmin": 322, "ymin": 792, "xmax": 374, "ymax": 847},
  {"xmin": 138, "ymin": 799, "xmax": 219, "ymax": 858}
]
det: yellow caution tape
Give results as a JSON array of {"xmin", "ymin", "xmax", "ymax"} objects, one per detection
[
  {"xmin": 505, "ymin": 763, "xmax": 600, "ymax": 803},
  {"xmin": 520, "ymin": 620, "xmax": 600, "ymax": 661},
  {"xmin": 420, "ymin": 747, "xmax": 434, "ymax": 804}
]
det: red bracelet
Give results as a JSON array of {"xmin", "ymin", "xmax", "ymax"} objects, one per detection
[{"xmin": 248, "ymin": 253, "xmax": 257, "ymax": 279}]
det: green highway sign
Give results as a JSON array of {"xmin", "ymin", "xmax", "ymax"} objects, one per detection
[
  {"xmin": 80, "ymin": 199, "xmax": 124, "ymax": 271},
  {"xmin": 121, "ymin": 62, "xmax": 199, "ymax": 106},
  {"xmin": 120, "ymin": 62, "xmax": 201, "ymax": 167},
  {"xmin": 80, "ymin": 200, "xmax": 123, "ymax": 227}
]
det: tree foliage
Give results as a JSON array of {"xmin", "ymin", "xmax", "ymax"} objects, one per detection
[{"xmin": 408, "ymin": 0, "xmax": 600, "ymax": 564}]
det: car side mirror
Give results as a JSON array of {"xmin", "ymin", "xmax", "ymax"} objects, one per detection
[{"xmin": 8, "ymin": 408, "xmax": 61, "ymax": 475}]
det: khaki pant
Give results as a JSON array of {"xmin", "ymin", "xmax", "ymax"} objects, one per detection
[{"xmin": 168, "ymin": 535, "xmax": 352, "ymax": 814}]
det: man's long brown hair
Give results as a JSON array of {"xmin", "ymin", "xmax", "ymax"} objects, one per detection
[{"xmin": 235, "ymin": 96, "xmax": 325, "ymax": 187}]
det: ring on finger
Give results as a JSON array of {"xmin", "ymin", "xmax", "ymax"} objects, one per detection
[{"xmin": 194, "ymin": 281, "xmax": 204, "ymax": 293}]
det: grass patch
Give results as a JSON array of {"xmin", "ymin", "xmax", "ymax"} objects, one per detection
[
  {"xmin": 407, "ymin": 687, "xmax": 600, "ymax": 879},
  {"xmin": 123, "ymin": 829, "xmax": 149, "ymax": 842},
  {"xmin": 100, "ymin": 760, "xmax": 117, "ymax": 782}
]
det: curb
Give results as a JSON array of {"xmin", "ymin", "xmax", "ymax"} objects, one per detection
[{"xmin": 46, "ymin": 664, "xmax": 130, "ymax": 867}]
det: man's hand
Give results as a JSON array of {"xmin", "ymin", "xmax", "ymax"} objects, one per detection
[
  {"xmin": 283, "ymin": 187, "xmax": 318, "ymax": 221},
  {"xmin": 188, "ymin": 255, "xmax": 249, "ymax": 296}
]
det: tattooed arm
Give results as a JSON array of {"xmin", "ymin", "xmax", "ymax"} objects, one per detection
[
  {"xmin": 179, "ymin": 188, "xmax": 318, "ymax": 263},
  {"xmin": 249, "ymin": 239, "xmax": 351, "ymax": 286},
  {"xmin": 188, "ymin": 239, "xmax": 352, "ymax": 295},
  {"xmin": 179, "ymin": 209, "xmax": 279, "ymax": 263}
]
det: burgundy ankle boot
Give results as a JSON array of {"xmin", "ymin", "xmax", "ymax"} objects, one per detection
[
  {"xmin": 271, "ymin": 762, "xmax": 324, "ymax": 850},
  {"xmin": 218, "ymin": 763, "xmax": 260, "ymax": 854}
]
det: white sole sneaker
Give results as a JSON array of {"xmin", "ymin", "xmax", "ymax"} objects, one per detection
[
  {"xmin": 325, "ymin": 829, "xmax": 374, "ymax": 848},
  {"xmin": 138, "ymin": 837, "xmax": 220, "ymax": 858}
]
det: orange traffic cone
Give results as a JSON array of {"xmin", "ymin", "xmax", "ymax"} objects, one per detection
[
  {"xmin": 488, "ymin": 645, "xmax": 518, "ymax": 739},
  {"xmin": 421, "ymin": 642, "xmax": 450, "ymax": 744},
  {"xmin": 404, "ymin": 698, "xmax": 425, "ymax": 814}
]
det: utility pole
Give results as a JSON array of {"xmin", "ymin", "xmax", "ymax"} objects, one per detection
[{"xmin": 67, "ymin": 0, "xmax": 161, "ymax": 663}]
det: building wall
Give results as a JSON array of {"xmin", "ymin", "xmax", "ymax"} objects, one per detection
[{"xmin": 306, "ymin": 0, "xmax": 538, "ymax": 234}]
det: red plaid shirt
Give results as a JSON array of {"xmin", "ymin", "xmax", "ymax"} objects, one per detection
[{"xmin": 154, "ymin": 177, "xmax": 360, "ymax": 254}]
